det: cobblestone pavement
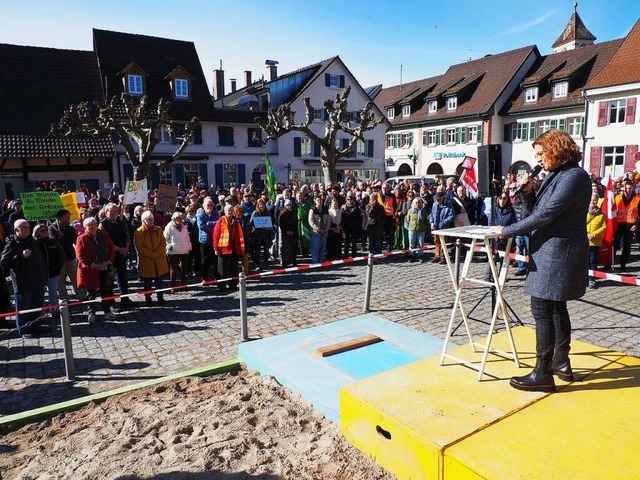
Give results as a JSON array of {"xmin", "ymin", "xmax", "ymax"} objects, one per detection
[{"xmin": 1, "ymin": 249, "xmax": 640, "ymax": 416}]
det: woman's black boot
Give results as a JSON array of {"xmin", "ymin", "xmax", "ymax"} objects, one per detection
[
  {"xmin": 552, "ymin": 358, "xmax": 574, "ymax": 382},
  {"xmin": 510, "ymin": 357, "xmax": 556, "ymax": 393}
]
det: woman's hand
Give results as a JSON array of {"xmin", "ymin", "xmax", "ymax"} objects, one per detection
[{"xmin": 495, "ymin": 226, "xmax": 505, "ymax": 238}]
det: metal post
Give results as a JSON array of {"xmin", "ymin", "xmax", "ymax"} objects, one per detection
[
  {"xmin": 239, "ymin": 272, "xmax": 249, "ymax": 341},
  {"xmin": 58, "ymin": 299, "xmax": 75, "ymax": 381},
  {"xmin": 362, "ymin": 253, "xmax": 374, "ymax": 313},
  {"xmin": 455, "ymin": 239, "xmax": 462, "ymax": 288}
]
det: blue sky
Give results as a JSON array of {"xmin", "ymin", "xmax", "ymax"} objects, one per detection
[{"xmin": 2, "ymin": 0, "xmax": 638, "ymax": 90}]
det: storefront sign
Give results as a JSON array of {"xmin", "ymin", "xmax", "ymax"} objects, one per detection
[
  {"xmin": 21, "ymin": 191, "xmax": 63, "ymax": 221},
  {"xmin": 433, "ymin": 152, "xmax": 466, "ymax": 160}
]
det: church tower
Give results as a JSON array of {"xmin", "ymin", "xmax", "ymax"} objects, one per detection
[{"xmin": 552, "ymin": 2, "xmax": 596, "ymax": 53}]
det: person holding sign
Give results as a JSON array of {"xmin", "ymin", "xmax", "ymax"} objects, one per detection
[
  {"xmin": 0, "ymin": 220, "xmax": 48, "ymax": 337},
  {"xmin": 249, "ymin": 198, "xmax": 274, "ymax": 271}
]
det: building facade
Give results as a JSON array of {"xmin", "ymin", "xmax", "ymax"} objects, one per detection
[
  {"xmin": 216, "ymin": 57, "xmax": 389, "ymax": 184},
  {"xmin": 584, "ymin": 20, "xmax": 640, "ymax": 179}
]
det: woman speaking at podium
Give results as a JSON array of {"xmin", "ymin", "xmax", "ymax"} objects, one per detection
[{"xmin": 497, "ymin": 130, "xmax": 591, "ymax": 392}]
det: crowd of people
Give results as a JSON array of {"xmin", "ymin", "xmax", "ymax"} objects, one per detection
[{"xmin": 0, "ymin": 157, "xmax": 638, "ymax": 338}]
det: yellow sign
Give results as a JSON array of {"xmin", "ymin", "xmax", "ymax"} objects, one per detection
[{"xmin": 60, "ymin": 193, "xmax": 81, "ymax": 222}]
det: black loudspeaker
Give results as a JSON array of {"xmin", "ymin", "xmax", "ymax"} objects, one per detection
[{"xmin": 477, "ymin": 144, "xmax": 502, "ymax": 197}]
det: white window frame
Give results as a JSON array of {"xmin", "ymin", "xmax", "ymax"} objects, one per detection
[
  {"xmin": 159, "ymin": 126, "xmax": 172, "ymax": 144},
  {"xmin": 553, "ymin": 81, "xmax": 568, "ymax": 99},
  {"xmin": 525, "ymin": 87, "xmax": 538, "ymax": 103},
  {"xmin": 127, "ymin": 74, "xmax": 143, "ymax": 95},
  {"xmin": 603, "ymin": 146, "xmax": 625, "ymax": 178},
  {"xmin": 568, "ymin": 117, "xmax": 584, "ymax": 137},
  {"xmin": 428, "ymin": 100, "xmax": 438, "ymax": 113},
  {"xmin": 327, "ymin": 74, "xmax": 341, "ymax": 89},
  {"xmin": 402, "ymin": 105, "xmax": 411, "ymax": 117},
  {"xmin": 539, "ymin": 120, "xmax": 552, "ymax": 135},
  {"xmin": 159, "ymin": 166, "xmax": 173, "ymax": 185},
  {"xmin": 222, "ymin": 163, "xmax": 238, "ymax": 188},
  {"xmin": 467, "ymin": 125, "xmax": 479, "ymax": 144},
  {"xmin": 447, "ymin": 128, "xmax": 456, "ymax": 144},
  {"xmin": 387, "ymin": 107, "xmax": 395, "ymax": 120},
  {"xmin": 427, "ymin": 130, "xmax": 437, "ymax": 146},
  {"xmin": 447, "ymin": 96, "xmax": 457, "ymax": 111},
  {"xmin": 401, "ymin": 132, "xmax": 413, "ymax": 148},
  {"xmin": 608, "ymin": 99, "xmax": 626, "ymax": 125},
  {"xmin": 301, "ymin": 137, "xmax": 313, "ymax": 156},
  {"xmin": 174, "ymin": 78, "xmax": 189, "ymax": 98},
  {"xmin": 357, "ymin": 140, "xmax": 366, "ymax": 156}
]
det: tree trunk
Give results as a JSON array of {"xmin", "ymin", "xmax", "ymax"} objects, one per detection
[
  {"xmin": 321, "ymin": 153, "xmax": 337, "ymax": 186},
  {"xmin": 133, "ymin": 163, "xmax": 149, "ymax": 182}
]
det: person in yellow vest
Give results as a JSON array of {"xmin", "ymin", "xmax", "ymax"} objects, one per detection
[
  {"xmin": 586, "ymin": 195, "xmax": 606, "ymax": 289},
  {"xmin": 614, "ymin": 180, "xmax": 639, "ymax": 271},
  {"xmin": 213, "ymin": 204, "xmax": 245, "ymax": 293},
  {"xmin": 134, "ymin": 210, "xmax": 169, "ymax": 305}
]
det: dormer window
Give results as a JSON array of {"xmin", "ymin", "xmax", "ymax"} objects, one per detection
[
  {"xmin": 402, "ymin": 105, "xmax": 411, "ymax": 117},
  {"xmin": 553, "ymin": 81, "xmax": 568, "ymax": 99},
  {"xmin": 387, "ymin": 107, "xmax": 395, "ymax": 120},
  {"xmin": 128, "ymin": 74, "xmax": 144, "ymax": 95},
  {"xmin": 428, "ymin": 100, "xmax": 438, "ymax": 114},
  {"xmin": 175, "ymin": 78, "xmax": 189, "ymax": 98},
  {"xmin": 447, "ymin": 96, "xmax": 457, "ymax": 111},
  {"xmin": 525, "ymin": 87, "xmax": 538, "ymax": 103}
]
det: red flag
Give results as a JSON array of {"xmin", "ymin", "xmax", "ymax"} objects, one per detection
[
  {"xmin": 598, "ymin": 175, "xmax": 617, "ymax": 266},
  {"xmin": 460, "ymin": 156, "xmax": 478, "ymax": 197}
]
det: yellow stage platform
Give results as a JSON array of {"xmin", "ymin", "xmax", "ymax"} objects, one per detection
[
  {"xmin": 444, "ymin": 355, "xmax": 640, "ymax": 480},
  {"xmin": 339, "ymin": 326, "xmax": 624, "ymax": 480}
]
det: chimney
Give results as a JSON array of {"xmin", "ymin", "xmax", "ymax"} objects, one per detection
[
  {"xmin": 214, "ymin": 68, "xmax": 225, "ymax": 99},
  {"xmin": 244, "ymin": 70, "xmax": 252, "ymax": 87},
  {"xmin": 265, "ymin": 59, "xmax": 279, "ymax": 82},
  {"xmin": 230, "ymin": 78, "xmax": 237, "ymax": 93}
]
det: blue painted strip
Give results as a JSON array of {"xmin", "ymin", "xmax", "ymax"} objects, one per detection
[{"xmin": 325, "ymin": 341, "xmax": 417, "ymax": 380}]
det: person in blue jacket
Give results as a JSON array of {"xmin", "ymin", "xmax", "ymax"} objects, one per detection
[
  {"xmin": 429, "ymin": 191, "xmax": 454, "ymax": 264},
  {"xmin": 196, "ymin": 196, "xmax": 219, "ymax": 281}
]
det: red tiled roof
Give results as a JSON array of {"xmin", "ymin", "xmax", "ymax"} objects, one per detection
[
  {"xmin": 503, "ymin": 39, "xmax": 622, "ymax": 115},
  {"xmin": 374, "ymin": 76, "xmax": 442, "ymax": 109},
  {"xmin": 552, "ymin": 10, "xmax": 597, "ymax": 48},
  {"xmin": 376, "ymin": 45, "xmax": 536, "ymax": 126},
  {"xmin": 587, "ymin": 20, "xmax": 640, "ymax": 89}
]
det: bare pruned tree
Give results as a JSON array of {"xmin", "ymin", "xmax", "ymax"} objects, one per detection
[
  {"xmin": 258, "ymin": 86, "xmax": 383, "ymax": 185},
  {"xmin": 51, "ymin": 93, "xmax": 199, "ymax": 182}
]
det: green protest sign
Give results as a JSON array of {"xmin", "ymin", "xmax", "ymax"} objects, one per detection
[{"xmin": 21, "ymin": 192, "xmax": 64, "ymax": 221}]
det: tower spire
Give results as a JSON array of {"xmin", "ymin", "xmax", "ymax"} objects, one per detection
[{"xmin": 552, "ymin": 2, "xmax": 596, "ymax": 52}]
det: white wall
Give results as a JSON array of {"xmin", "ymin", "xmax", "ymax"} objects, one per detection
[
  {"xmin": 419, "ymin": 119, "xmax": 484, "ymax": 175},
  {"xmin": 274, "ymin": 58, "xmax": 387, "ymax": 182},
  {"xmin": 584, "ymin": 86, "xmax": 640, "ymax": 176}
]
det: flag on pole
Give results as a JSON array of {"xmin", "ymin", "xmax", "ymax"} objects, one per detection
[
  {"xmin": 264, "ymin": 154, "xmax": 277, "ymax": 203},
  {"xmin": 598, "ymin": 175, "xmax": 617, "ymax": 266},
  {"xmin": 460, "ymin": 156, "xmax": 478, "ymax": 197}
]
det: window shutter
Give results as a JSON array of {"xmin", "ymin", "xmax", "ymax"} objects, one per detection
[
  {"xmin": 558, "ymin": 118, "xmax": 566, "ymax": 131},
  {"xmin": 193, "ymin": 125, "xmax": 202, "ymax": 144},
  {"xmin": 214, "ymin": 163, "xmax": 223, "ymax": 189},
  {"xmin": 199, "ymin": 163, "xmax": 209, "ymax": 187},
  {"xmin": 323, "ymin": 108, "xmax": 329, "ymax": 121},
  {"xmin": 529, "ymin": 122, "xmax": 536, "ymax": 140},
  {"xmin": 461, "ymin": 127, "xmax": 467, "ymax": 144},
  {"xmin": 238, "ymin": 164, "xmax": 246, "ymax": 185},
  {"xmin": 589, "ymin": 146, "xmax": 603, "ymax": 177},
  {"xmin": 313, "ymin": 139, "xmax": 321, "ymax": 157},
  {"xmin": 367, "ymin": 139, "xmax": 374, "ymax": 158},
  {"xmin": 174, "ymin": 164, "xmax": 185, "ymax": 185},
  {"xmin": 325, "ymin": 73, "xmax": 331, "ymax": 87},
  {"xmin": 171, "ymin": 128, "xmax": 178, "ymax": 145},
  {"xmin": 435, "ymin": 130, "xmax": 441, "ymax": 146},
  {"xmin": 626, "ymin": 98, "xmax": 637, "ymax": 124},
  {"xmin": 478, "ymin": 124, "xmax": 484, "ymax": 145},
  {"xmin": 150, "ymin": 164, "xmax": 160, "ymax": 189},
  {"xmin": 341, "ymin": 138, "xmax": 349, "ymax": 153},
  {"xmin": 454, "ymin": 128, "xmax": 460, "ymax": 144},
  {"xmin": 293, "ymin": 137, "xmax": 302, "ymax": 157},
  {"xmin": 123, "ymin": 163, "xmax": 134, "ymax": 182},
  {"xmin": 625, "ymin": 145, "xmax": 639, "ymax": 172},
  {"xmin": 597, "ymin": 101, "xmax": 608, "ymax": 127},
  {"xmin": 339, "ymin": 75, "xmax": 345, "ymax": 88},
  {"xmin": 503, "ymin": 124, "xmax": 510, "ymax": 142}
]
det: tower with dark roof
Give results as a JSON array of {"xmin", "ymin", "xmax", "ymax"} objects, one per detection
[{"xmin": 552, "ymin": 2, "xmax": 597, "ymax": 53}]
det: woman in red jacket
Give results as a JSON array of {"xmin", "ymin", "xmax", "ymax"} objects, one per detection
[
  {"xmin": 212, "ymin": 204, "xmax": 245, "ymax": 293},
  {"xmin": 76, "ymin": 217, "xmax": 116, "ymax": 323}
]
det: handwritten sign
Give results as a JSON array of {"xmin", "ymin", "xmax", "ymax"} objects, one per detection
[
  {"xmin": 253, "ymin": 216, "xmax": 273, "ymax": 229},
  {"xmin": 124, "ymin": 179, "xmax": 148, "ymax": 205},
  {"xmin": 60, "ymin": 193, "xmax": 81, "ymax": 222},
  {"xmin": 156, "ymin": 184, "xmax": 178, "ymax": 213},
  {"xmin": 21, "ymin": 192, "xmax": 63, "ymax": 221}
]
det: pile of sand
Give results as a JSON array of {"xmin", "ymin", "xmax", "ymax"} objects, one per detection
[{"xmin": 1, "ymin": 370, "xmax": 393, "ymax": 479}]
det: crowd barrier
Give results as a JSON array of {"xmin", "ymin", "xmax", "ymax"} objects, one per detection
[{"xmin": 2, "ymin": 242, "xmax": 638, "ymax": 381}]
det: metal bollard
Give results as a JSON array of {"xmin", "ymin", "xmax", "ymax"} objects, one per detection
[
  {"xmin": 58, "ymin": 299, "xmax": 75, "ymax": 381},
  {"xmin": 362, "ymin": 253, "xmax": 374, "ymax": 313},
  {"xmin": 239, "ymin": 272, "xmax": 249, "ymax": 342}
]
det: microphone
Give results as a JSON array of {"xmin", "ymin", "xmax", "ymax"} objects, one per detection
[{"xmin": 513, "ymin": 165, "xmax": 542, "ymax": 195}]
